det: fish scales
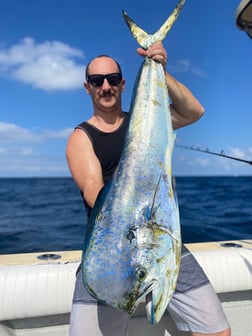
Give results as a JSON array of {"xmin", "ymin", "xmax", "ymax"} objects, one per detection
[{"xmin": 82, "ymin": 0, "xmax": 185, "ymax": 324}]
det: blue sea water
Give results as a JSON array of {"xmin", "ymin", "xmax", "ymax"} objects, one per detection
[{"xmin": 0, "ymin": 176, "xmax": 251, "ymax": 254}]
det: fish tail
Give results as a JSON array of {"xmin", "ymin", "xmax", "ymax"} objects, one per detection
[{"xmin": 122, "ymin": 0, "xmax": 185, "ymax": 49}]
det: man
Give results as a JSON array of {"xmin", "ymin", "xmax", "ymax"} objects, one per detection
[{"xmin": 66, "ymin": 42, "xmax": 231, "ymax": 336}]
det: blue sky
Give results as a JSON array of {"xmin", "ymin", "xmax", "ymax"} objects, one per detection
[{"xmin": 0, "ymin": 0, "xmax": 251, "ymax": 177}]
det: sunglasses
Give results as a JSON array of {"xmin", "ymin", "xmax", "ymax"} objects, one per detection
[{"xmin": 86, "ymin": 73, "xmax": 122, "ymax": 87}]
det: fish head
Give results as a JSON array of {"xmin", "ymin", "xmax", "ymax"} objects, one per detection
[
  {"xmin": 118, "ymin": 224, "xmax": 180, "ymax": 324},
  {"xmin": 83, "ymin": 180, "xmax": 181, "ymax": 324},
  {"xmin": 144, "ymin": 265, "xmax": 178, "ymax": 324}
]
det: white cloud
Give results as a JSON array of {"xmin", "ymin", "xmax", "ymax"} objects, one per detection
[
  {"xmin": 227, "ymin": 146, "xmax": 246, "ymax": 159},
  {"xmin": 0, "ymin": 121, "xmax": 40, "ymax": 143},
  {"xmin": 168, "ymin": 59, "xmax": 207, "ymax": 77},
  {"xmin": 0, "ymin": 154, "xmax": 69, "ymax": 176},
  {"xmin": 174, "ymin": 144, "xmax": 252, "ymax": 176},
  {"xmin": 0, "ymin": 147, "xmax": 7, "ymax": 154},
  {"xmin": 43, "ymin": 128, "xmax": 73, "ymax": 139},
  {"xmin": 184, "ymin": 156, "xmax": 211, "ymax": 167},
  {"xmin": 0, "ymin": 121, "xmax": 72, "ymax": 143},
  {"xmin": 194, "ymin": 157, "xmax": 211, "ymax": 167},
  {"xmin": 20, "ymin": 147, "xmax": 34, "ymax": 156},
  {"xmin": 0, "ymin": 121, "xmax": 72, "ymax": 176},
  {"xmin": 0, "ymin": 37, "xmax": 85, "ymax": 91}
]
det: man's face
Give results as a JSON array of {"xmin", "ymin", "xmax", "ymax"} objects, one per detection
[{"xmin": 84, "ymin": 57, "xmax": 125, "ymax": 113}]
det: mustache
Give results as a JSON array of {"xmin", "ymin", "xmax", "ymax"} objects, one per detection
[{"xmin": 100, "ymin": 89, "xmax": 114, "ymax": 97}]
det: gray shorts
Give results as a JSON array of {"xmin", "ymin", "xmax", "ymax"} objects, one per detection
[{"xmin": 70, "ymin": 246, "xmax": 230, "ymax": 335}]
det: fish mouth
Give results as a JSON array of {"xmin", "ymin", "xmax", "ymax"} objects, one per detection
[
  {"xmin": 134, "ymin": 280, "xmax": 159, "ymax": 312},
  {"xmin": 145, "ymin": 291, "xmax": 153, "ymax": 319},
  {"xmin": 145, "ymin": 282, "xmax": 162, "ymax": 325}
]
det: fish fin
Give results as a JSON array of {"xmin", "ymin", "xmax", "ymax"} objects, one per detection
[
  {"xmin": 83, "ymin": 183, "xmax": 110, "ymax": 252},
  {"xmin": 89, "ymin": 186, "xmax": 105, "ymax": 221},
  {"xmin": 147, "ymin": 136, "xmax": 177, "ymax": 220},
  {"xmin": 150, "ymin": 173, "xmax": 162, "ymax": 219},
  {"xmin": 122, "ymin": 0, "xmax": 185, "ymax": 49}
]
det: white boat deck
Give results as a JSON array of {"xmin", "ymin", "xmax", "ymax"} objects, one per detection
[{"xmin": 0, "ymin": 240, "xmax": 251, "ymax": 336}]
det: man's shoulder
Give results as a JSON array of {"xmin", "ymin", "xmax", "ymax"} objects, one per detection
[{"xmin": 75, "ymin": 120, "xmax": 86, "ymax": 127}]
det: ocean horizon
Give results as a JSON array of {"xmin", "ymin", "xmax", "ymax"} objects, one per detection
[{"xmin": 0, "ymin": 176, "xmax": 251, "ymax": 255}]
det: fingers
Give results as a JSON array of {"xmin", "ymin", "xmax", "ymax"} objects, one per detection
[
  {"xmin": 137, "ymin": 42, "xmax": 167, "ymax": 68},
  {"xmin": 136, "ymin": 47, "xmax": 147, "ymax": 57},
  {"xmin": 147, "ymin": 42, "xmax": 167, "ymax": 66}
]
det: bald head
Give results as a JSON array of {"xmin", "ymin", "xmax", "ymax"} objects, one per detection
[{"xmin": 85, "ymin": 55, "xmax": 122, "ymax": 78}]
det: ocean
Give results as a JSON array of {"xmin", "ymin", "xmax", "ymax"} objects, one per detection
[{"xmin": 0, "ymin": 176, "xmax": 251, "ymax": 255}]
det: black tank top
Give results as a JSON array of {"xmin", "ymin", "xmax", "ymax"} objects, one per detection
[{"xmin": 76, "ymin": 112, "xmax": 130, "ymax": 216}]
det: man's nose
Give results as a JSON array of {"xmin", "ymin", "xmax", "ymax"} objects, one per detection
[{"xmin": 102, "ymin": 78, "xmax": 111, "ymax": 89}]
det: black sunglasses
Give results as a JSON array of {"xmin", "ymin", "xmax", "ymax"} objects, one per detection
[{"xmin": 86, "ymin": 73, "xmax": 122, "ymax": 87}]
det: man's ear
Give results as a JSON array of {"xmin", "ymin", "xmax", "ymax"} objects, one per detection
[
  {"xmin": 121, "ymin": 79, "xmax": 126, "ymax": 92},
  {"xmin": 84, "ymin": 82, "xmax": 91, "ymax": 95}
]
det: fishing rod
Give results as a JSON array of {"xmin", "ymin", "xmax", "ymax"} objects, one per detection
[{"xmin": 175, "ymin": 144, "xmax": 252, "ymax": 165}]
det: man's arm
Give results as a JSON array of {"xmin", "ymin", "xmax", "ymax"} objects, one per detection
[
  {"xmin": 137, "ymin": 42, "xmax": 204, "ymax": 130},
  {"xmin": 66, "ymin": 129, "xmax": 104, "ymax": 208},
  {"xmin": 165, "ymin": 71, "xmax": 204, "ymax": 130}
]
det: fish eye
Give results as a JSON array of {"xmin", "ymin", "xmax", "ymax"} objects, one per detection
[
  {"xmin": 136, "ymin": 267, "xmax": 147, "ymax": 281},
  {"xmin": 126, "ymin": 230, "xmax": 135, "ymax": 241}
]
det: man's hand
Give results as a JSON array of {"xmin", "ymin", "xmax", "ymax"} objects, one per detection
[{"xmin": 137, "ymin": 42, "xmax": 167, "ymax": 71}]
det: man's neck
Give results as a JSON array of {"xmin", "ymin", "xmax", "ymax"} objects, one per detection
[{"xmin": 88, "ymin": 110, "xmax": 124, "ymax": 132}]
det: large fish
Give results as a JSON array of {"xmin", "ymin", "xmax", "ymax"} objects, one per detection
[{"xmin": 82, "ymin": 0, "xmax": 185, "ymax": 324}]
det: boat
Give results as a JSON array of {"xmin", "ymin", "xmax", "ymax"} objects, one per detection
[
  {"xmin": 0, "ymin": 239, "xmax": 251, "ymax": 336},
  {"xmin": 236, "ymin": 0, "xmax": 252, "ymax": 38}
]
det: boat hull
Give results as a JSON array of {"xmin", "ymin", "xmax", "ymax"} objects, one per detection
[{"xmin": 0, "ymin": 240, "xmax": 251, "ymax": 336}]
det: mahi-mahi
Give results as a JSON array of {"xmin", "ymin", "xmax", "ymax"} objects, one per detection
[{"xmin": 82, "ymin": 0, "xmax": 185, "ymax": 324}]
